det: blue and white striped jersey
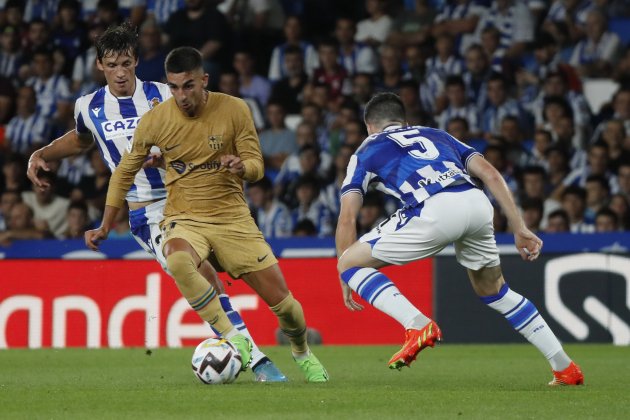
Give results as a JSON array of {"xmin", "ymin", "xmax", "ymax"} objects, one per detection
[
  {"xmin": 341, "ymin": 125, "xmax": 480, "ymax": 208},
  {"xmin": 74, "ymin": 78, "xmax": 170, "ymax": 203}
]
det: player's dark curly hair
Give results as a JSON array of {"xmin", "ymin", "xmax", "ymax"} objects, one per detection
[
  {"xmin": 165, "ymin": 47, "xmax": 203, "ymax": 74},
  {"xmin": 364, "ymin": 92, "xmax": 406, "ymax": 127},
  {"xmin": 95, "ymin": 21, "xmax": 139, "ymax": 62}
]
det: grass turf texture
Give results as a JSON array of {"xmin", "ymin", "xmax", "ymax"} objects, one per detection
[{"xmin": 0, "ymin": 344, "xmax": 628, "ymax": 419}]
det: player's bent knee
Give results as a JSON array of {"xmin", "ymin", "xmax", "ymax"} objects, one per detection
[{"xmin": 166, "ymin": 251, "xmax": 197, "ymax": 285}]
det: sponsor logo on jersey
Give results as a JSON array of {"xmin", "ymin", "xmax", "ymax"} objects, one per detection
[
  {"xmin": 92, "ymin": 107, "xmax": 101, "ymax": 117},
  {"xmin": 417, "ymin": 168, "xmax": 462, "ymax": 188},
  {"xmin": 101, "ymin": 117, "xmax": 141, "ymax": 140},
  {"xmin": 170, "ymin": 159, "xmax": 221, "ymax": 174},
  {"xmin": 208, "ymin": 135, "xmax": 223, "ymax": 150},
  {"xmin": 148, "ymin": 97, "xmax": 161, "ymax": 109}
]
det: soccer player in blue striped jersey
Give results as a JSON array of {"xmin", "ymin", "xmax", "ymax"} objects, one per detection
[
  {"xmin": 27, "ymin": 22, "xmax": 286, "ymax": 382},
  {"xmin": 336, "ymin": 92, "xmax": 584, "ymax": 386}
]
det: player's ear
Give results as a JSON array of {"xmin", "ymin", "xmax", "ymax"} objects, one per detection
[{"xmin": 202, "ymin": 73, "xmax": 209, "ymax": 89}]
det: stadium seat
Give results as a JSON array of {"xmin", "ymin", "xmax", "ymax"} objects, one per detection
[{"xmin": 582, "ymin": 78, "xmax": 620, "ymax": 114}]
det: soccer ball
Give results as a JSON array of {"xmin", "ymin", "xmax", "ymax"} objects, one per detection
[{"xmin": 191, "ymin": 338, "xmax": 243, "ymax": 384}]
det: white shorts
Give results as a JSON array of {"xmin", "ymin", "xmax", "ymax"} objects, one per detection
[
  {"xmin": 359, "ymin": 186, "xmax": 500, "ymax": 270},
  {"xmin": 128, "ymin": 199, "xmax": 168, "ymax": 271}
]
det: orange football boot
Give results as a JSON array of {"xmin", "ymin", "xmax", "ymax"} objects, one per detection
[
  {"xmin": 549, "ymin": 361, "xmax": 584, "ymax": 386},
  {"xmin": 388, "ymin": 320, "xmax": 442, "ymax": 370}
]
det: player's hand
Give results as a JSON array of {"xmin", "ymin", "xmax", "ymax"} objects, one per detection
[
  {"xmin": 27, "ymin": 152, "xmax": 51, "ymax": 191},
  {"xmin": 84, "ymin": 227, "xmax": 109, "ymax": 251},
  {"xmin": 143, "ymin": 152, "xmax": 164, "ymax": 169},
  {"xmin": 340, "ymin": 278, "xmax": 363, "ymax": 311},
  {"xmin": 514, "ymin": 227, "xmax": 543, "ymax": 261},
  {"xmin": 220, "ymin": 155, "xmax": 245, "ymax": 177}
]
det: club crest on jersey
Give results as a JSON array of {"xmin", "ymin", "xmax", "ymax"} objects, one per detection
[
  {"xmin": 208, "ymin": 135, "xmax": 223, "ymax": 150},
  {"xmin": 148, "ymin": 97, "xmax": 161, "ymax": 109}
]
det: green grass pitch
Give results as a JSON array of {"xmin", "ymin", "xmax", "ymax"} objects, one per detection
[{"xmin": 1, "ymin": 344, "xmax": 628, "ymax": 419}]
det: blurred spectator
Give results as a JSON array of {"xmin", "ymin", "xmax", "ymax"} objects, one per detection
[
  {"xmin": 432, "ymin": 0, "xmax": 486, "ymax": 54},
  {"xmin": 0, "ymin": 202, "xmax": 49, "ymax": 245},
  {"xmin": 569, "ymin": 8, "xmax": 621, "ymax": 78},
  {"xmin": 93, "ymin": 0, "xmax": 123, "ymax": 27},
  {"xmin": 545, "ymin": 208, "xmax": 571, "ymax": 233},
  {"xmin": 374, "ymin": 43, "xmax": 403, "ymax": 93},
  {"xmin": 437, "ymin": 75, "xmax": 480, "ymax": 136},
  {"xmin": 472, "ymin": 0, "xmax": 535, "ymax": 59},
  {"xmin": 0, "ymin": 189, "xmax": 20, "ymax": 231},
  {"xmin": 531, "ymin": 72, "xmax": 591, "ymax": 142},
  {"xmin": 334, "ymin": 17, "xmax": 377, "ymax": 76},
  {"xmin": 341, "ymin": 119, "xmax": 368, "ymax": 150},
  {"xmin": 21, "ymin": 171, "xmax": 70, "ymax": 238},
  {"xmin": 275, "ymin": 143, "xmax": 326, "ymax": 208},
  {"xmin": 300, "ymin": 102, "xmax": 331, "ymax": 154},
  {"xmin": 521, "ymin": 197, "xmax": 544, "ymax": 233},
  {"xmin": 543, "ymin": 0, "xmax": 592, "ymax": 43},
  {"xmin": 401, "ymin": 43, "xmax": 426, "ymax": 84},
  {"xmin": 545, "ymin": 145, "xmax": 572, "ymax": 198},
  {"xmin": 20, "ymin": 19, "xmax": 52, "ymax": 77},
  {"xmin": 57, "ymin": 152, "xmax": 95, "ymax": 197},
  {"xmin": 1, "ymin": 154, "xmax": 28, "ymax": 193},
  {"xmin": 268, "ymin": 15, "xmax": 317, "ymax": 82},
  {"xmin": 247, "ymin": 176, "xmax": 293, "ymax": 238},
  {"xmin": 52, "ymin": 0, "xmax": 88, "ymax": 78},
  {"xmin": 529, "ymin": 129, "xmax": 553, "ymax": 167},
  {"xmin": 268, "ymin": 45, "xmax": 308, "ymax": 114},
  {"xmin": 164, "ymin": 0, "xmax": 232, "ymax": 82},
  {"xmin": 483, "ymin": 145, "xmax": 518, "ymax": 201},
  {"xmin": 357, "ymin": 190, "xmax": 386, "ymax": 236},
  {"xmin": 561, "ymin": 185, "xmax": 594, "ymax": 233},
  {"xmin": 609, "ymin": 193, "xmax": 630, "ymax": 230},
  {"xmin": 292, "ymin": 218, "xmax": 317, "ymax": 236},
  {"xmin": 233, "ymin": 49, "xmax": 272, "ymax": 107},
  {"xmin": 23, "ymin": 0, "xmax": 59, "ymax": 23},
  {"xmin": 322, "ymin": 143, "xmax": 355, "ymax": 218},
  {"xmin": 71, "ymin": 22, "xmax": 105, "ymax": 94},
  {"xmin": 1, "ymin": 0, "xmax": 27, "ymax": 33},
  {"xmin": 563, "ymin": 143, "xmax": 618, "ymax": 192},
  {"xmin": 5, "ymin": 86, "xmax": 51, "ymax": 156},
  {"xmin": 355, "ymin": 0, "xmax": 392, "ymax": 48},
  {"xmin": 617, "ymin": 162, "xmax": 630, "ymax": 200},
  {"xmin": 312, "ymin": 38, "xmax": 351, "ymax": 102},
  {"xmin": 446, "ymin": 117, "xmax": 473, "ymax": 143},
  {"xmin": 259, "ymin": 101, "xmax": 297, "ymax": 176},
  {"xmin": 0, "ymin": 25, "xmax": 23, "ymax": 79},
  {"xmin": 596, "ymin": 119, "xmax": 630, "ymax": 173},
  {"xmin": 386, "ymin": 0, "xmax": 434, "ymax": 49},
  {"xmin": 217, "ymin": 70, "xmax": 265, "ymax": 130},
  {"xmin": 518, "ymin": 165, "xmax": 562, "ymax": 225},
  {"xmin": 584, "ymin": 174, "xmax": 611, "ymax": 223},
  {"xmin": 107, "ymin": 204, "xmax": 132, "ymax": 239},
  {"xmin": 147, "ymin": 0, "xmax": 186, "ymax": 27},
  {"xmin": 462, "ymin": 44, "xmax": 491, "ymax": 111},
  {"xmin": 136, "ymin": 20, "xmax": 167, "ymax": 83},
  {"xmin": 399, "ymin": 79, "xmax": 434, "ymax": 127},
  {"xmin": 480, "ymin": 26, "xmax": 506, "ymax": 73},
  {"xmin": 594, "ymin": 207, "xmax": 619, "ymax": 232},
  {"xmin": 0, "ymin": 74, "xmax": 15, "ymax": 124},
  {"xmin": 292, "ymin": 174, "xmax": 333, "ymax": 236},
  {"xmin": 25, "ymin": 48, "xmax": 73, "ymax": 129},
  {"xmin": 497, "ymin": 115, "xmax": 534, "ymax": 167},
  {"xmin": 481, "ymin": 72, "xmax": 529, "ymax": 137},
  {"xmin": 75, "ymin": 147, "xmax": 109, "ymax": 216},
  {"xmin": 593, "ymin": 87, "xmax": 630, "ymax": 139},
  {"xmin": 351, "ymin": 72, "xmax": 375, "ymax": 116},
  {"xmin": 62, "ymin": 200, "xmax": 90, "ymax": 239}
]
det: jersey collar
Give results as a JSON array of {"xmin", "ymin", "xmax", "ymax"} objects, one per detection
[{"xmin": 383, "ymin": 124, "xmax": 403, "ymax": 132}]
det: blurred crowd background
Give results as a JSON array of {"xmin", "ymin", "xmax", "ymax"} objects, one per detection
[{"xmin": 1, "ymin": 0, "xmax": 630, "ymax": 246}]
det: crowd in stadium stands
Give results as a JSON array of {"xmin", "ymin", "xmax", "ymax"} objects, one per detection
[{"xmin": 1, "ymin": 0, "xmax": 630, "ymax": 246}]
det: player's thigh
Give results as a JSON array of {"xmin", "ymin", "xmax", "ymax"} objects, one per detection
[
  {"xmin": 206, "ymin": 218, "xmax": 279, "ymax": 279},
  {"xmin": 453, "ymin": 190, "xmax": 501, "ymax": 271},
  {"xmin": 129, "ymin": 200, "xmax": 169, "ymax": 271},
  {"xmin": 240, "ymin": 264, "xmax": 290, "ymax": 306},
  {"xmin": 338, "ymin": 241, "xmax": 387, "ymax": 273},
  {"xmin": 161, "ymin": 221, "xmax": 212, "ymax": 267}
]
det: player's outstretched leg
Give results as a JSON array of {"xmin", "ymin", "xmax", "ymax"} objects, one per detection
[
  {"xmin": 470, "ymin": 267, "xmax": 584, "ymax": 386},
  {"xmin": 270, "ymin": 292, "xmax": 329, "ymax": 382},
  {"xmin": 217, "ymin": 294, "xmax": 287, "ymax": 382},
  {"xmin": 340, "ymin": 267, "xmax": 442, "ymax": 369},
  {"xmin": 198, "ymin": 261, "xmax": 287, "ymax": 382}
]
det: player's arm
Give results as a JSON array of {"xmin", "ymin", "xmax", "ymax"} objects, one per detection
[
  {"xmin": 27, "ymin": 130, "xmax": 94, "ymax": 190},
  {"xmin": 85, "ymin": 122, "xmax": 153, "ymax": 251},
  {"xmin": 467, "ymin": 154, "xmax": 542, "ymax": 261},
  {"xmin": 221, "ymin": 99, "xmax": 264, "ymax": 182},
  {"xmin": 335, "ymin": 192, "xmax": 365, "ymax": 311}
]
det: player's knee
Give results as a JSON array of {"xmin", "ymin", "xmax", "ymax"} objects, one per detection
[
  {"xmin": 166, "ymin": 251, "xmax": 197, "ymax": 285},
  {"xmin": 337, "ymin": 254, "xmax": 352, "ymax": 274}
]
